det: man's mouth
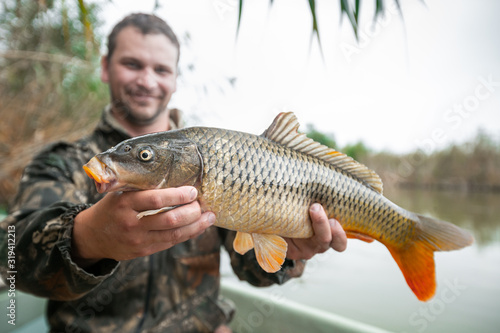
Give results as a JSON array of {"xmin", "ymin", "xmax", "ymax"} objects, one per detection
[
  {"xmin": 131, "ymin": 92, "xmax": 157, "ymax": 100},
  {"xmin": 127, "ymin": 88, "xmax": 162, "ymax": 102}
]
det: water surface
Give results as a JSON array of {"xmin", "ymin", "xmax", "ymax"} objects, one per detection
[{"xmin": 222, "ymin": 188, "xmax": 500, "ymax": 333}]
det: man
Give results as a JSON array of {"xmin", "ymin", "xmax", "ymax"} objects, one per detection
[{"xmin": 0, "ymin": 13, "xmax": 346, "ymax": 332}]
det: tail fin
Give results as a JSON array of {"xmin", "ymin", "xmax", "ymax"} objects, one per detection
[{"xmin": 387, "ymin": 214, "xmax": 474, "ymax": 301}]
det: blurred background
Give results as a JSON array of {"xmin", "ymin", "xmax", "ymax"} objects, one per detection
[{"xmin": 0, "ymin": 1, "xmax": 499, "ymax": 332}]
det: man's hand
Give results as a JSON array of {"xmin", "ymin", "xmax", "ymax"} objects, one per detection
[
  {"xmin": 285, "ymin": 203, "xmax": 347, "ymax": 260},
  {"xmin": 72, "ymin": 186, "xmax": 214, "ymax": 267}
]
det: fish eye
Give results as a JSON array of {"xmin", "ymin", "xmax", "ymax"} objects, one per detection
[{"xmin": 138, "ymin": 148, "xmax": 154, "ymax": 162}]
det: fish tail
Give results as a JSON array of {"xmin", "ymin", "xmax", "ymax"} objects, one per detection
[{"xmin": 387, "ymin": 214, "xmax": 474, "ymax": 301}]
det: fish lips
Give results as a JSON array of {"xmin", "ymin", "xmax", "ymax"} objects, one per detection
[{"xmin": 83, "ymin": 156, "xmax": 119, "ymax": 193}]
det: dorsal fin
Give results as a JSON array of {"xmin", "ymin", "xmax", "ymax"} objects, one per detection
[{"xmin": 262, "ymin": 112, "xmax": 383, "ymax": 194}]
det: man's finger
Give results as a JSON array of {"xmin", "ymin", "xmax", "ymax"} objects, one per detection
[
  {"xmin": 309, "ymin": 203, "xmax": 333, "ymax": 247},
  {"xmin": 140, "ymin": 201, "xmax": 203, "ymax": 231},
  {"xmin": 149, "ymin": 211, "xmax": 215, "ymax": 247},
  {"xmin": 131, "ymin": 186, "xmax": 198, "ymax": 211},
  {"xmin": 329, "ymin": 219, "xmax": 347, "ymax": 252}
]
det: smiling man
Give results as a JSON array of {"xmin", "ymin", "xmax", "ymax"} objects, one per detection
[
  {"xmin": 103, "ymin": 16, "xmax": 179, "ymax": 135},
  {"xmin": 0, "ymin": 13, "xmax": 346, "ymax": 333}
]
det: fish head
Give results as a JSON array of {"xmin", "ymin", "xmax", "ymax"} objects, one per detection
[{"xmin": 83, "ymin": 131, "xmax": 202, "ymax": 193}]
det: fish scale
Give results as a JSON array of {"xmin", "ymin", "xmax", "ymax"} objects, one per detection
[
  {"xmin": 82, "ymin": 112, "xmax": 473, "ymax": 301},
  {"xmin": 195, "ymin": 128, "xmax": 291, "ymax": 235},
  {"xmin": 187, "ymin": 126, "xmax": 404, "ymax": 243}
]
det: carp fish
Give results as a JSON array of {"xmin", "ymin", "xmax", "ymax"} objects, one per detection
[{"xmin": 83, "ymin": 112, "xmax": 473, "ymax": 301}]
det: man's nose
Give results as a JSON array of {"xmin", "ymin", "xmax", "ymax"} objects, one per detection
[{"xmin": 136, "ymin": 69, "xmax": 157, "ymax": 90}]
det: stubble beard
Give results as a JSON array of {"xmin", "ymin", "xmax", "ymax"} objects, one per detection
[{"xmin": 110, "ymin": 90, "xmax": 167, "ymax": 126}]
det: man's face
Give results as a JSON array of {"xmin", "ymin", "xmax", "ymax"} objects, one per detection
[{"xmin": 101, "ymin": 26, "xmax": 178, "ymax": 125}]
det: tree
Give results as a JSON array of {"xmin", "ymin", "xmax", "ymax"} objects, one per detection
[
  {"xmin": 305, "ymin": 124, "xmax": 337, "ymax": 148},
  {"xmin": 343, "ymin": 141, "xmax": 371, "ymax": 160},
  {"xmin": 0, "ymin": 0, "xmax": 107, "ymax": 206},
  {"xmin": 237, "ymin": 0, "xmax": 402, "ymax": 48}
]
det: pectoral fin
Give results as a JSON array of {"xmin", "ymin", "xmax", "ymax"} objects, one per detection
[
  {"xmin": 252, "ymin": 234, "xmax": 288, "ymax": 273},
  {"xmin": 136, "ymin": 206, "xmax": 179, "ymax": 219},
  {"xmin": 233, "ymin": 231, "xmax": 254, "ymax": 255}
]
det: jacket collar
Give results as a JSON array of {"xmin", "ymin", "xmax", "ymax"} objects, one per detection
[{"xmin": 99, "ymin": 105, "xmax": 183, "ymax": 139}]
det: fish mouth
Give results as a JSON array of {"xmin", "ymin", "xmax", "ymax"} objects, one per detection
[{"xmin": 83, "ymin": 156, "xmax": 118, "ymax": 193}]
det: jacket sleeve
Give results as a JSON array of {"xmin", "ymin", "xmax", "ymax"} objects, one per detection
[
  {"xmin": 0, "ymin": 142, "xmax": 119, "ymax": 301},
  {"xmin": 219, "ymin": 228, "xmax": 305, "ymax": 287}
]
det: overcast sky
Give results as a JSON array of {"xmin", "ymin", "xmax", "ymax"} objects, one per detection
[{"xmin": 99, "ymin": 0, "xmax": 500, "ymax": 153}]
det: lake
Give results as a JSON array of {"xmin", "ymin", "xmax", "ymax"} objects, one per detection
[{"xmin": 221, "ymin": 187, "xmax": 500, "ymax": 333}]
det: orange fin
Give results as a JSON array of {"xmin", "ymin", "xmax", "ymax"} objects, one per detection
[
  {"xmin": 346, "ymin": 231, "xmax": 375, "ymax": 243},
  {"xmin": 388, "ymin": 214, "xmax": 474, "ymax": 301},
  {"xmin": 388, "ymin": 243, "xmax": 436, "ymax": 302},
  {"xmin": 233, "ymin": 231, "xmax": 254, "ymax": 255},
  {"xmin": 252, "ymin": 234, "xmax": 288, "ymax": 273}
]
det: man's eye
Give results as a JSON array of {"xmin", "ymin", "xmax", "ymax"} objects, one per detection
[
  {"xmin": 156, "ymin": 66, "xmax": 171, "ymax": 75},
  {"xmin": 125, "ymin": 62, "xmax": 140, "ymax": 69}
]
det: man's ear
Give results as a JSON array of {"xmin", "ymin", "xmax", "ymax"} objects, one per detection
[{"xmin": 100, "ymin": 55, "xmax": 109, "ymax": 83}]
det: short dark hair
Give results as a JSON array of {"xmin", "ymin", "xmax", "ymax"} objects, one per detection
[{"xmin": 106, "ymin": 13, "xmax": 180, "ymax": 63}]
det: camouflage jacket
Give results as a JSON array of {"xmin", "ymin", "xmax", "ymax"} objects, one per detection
[{"xmin": 0, "ymin": 107, "xmax": 305, "ymax": 333}]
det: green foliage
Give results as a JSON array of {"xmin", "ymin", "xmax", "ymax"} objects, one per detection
[
  {"xmin": 303, "ymin": 124, "xmax": 500, "ymax": 192},
  {"xmin": 0, "ymin": 0, "xmax": 103, "ymax": 88},
  {"xmin": 0, "ymin": 0, "xmax": 108, "ymax": 205},
  {"xmin": 237, "ymin": 0, "xmax": 402, "ymax": 47},
  {"xmin": 305, "ymin": 124, "xmax": 337, "ymax": 149},
  {"xmin": 0, "ymin": 0, "xmax": 108, "ymax": 97},
  {"xmin": 342, "ymin": 141, "xmax": 371, "ymax": 160},
  {"xmin": 305, "ymin": 125, "xmax": 371, "ymax": 160},
  {"xmin": 365, "ymin": 130, "xmax": 500, "ymax": 192},
  {"xmin": 0, "ymin": 0, "xmax": 107, "ymax": 109}
]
